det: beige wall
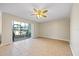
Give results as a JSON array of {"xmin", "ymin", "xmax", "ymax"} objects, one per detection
[
  {"xmin": 1, "ymin": 12, "xmax": 39, "ymax": 45},
  {"xmin": 39, "ymin": 17, "xmax": 70, "ymax": 41},
  {"xmin": 70, "ymin": 4, "xmax": 79, "ymax": 56}
]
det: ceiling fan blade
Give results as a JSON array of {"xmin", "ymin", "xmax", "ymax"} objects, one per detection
[
  {"xmin": 33, "ymin": 8, "xmax": 37, "ymax": 12},
  {"xmin": 42, "ymin": 15, "xmax": 47, "ymax": 17},
  {"xmin": 43, "ymin": 10, "xmax": 48, "ymax": 13}
]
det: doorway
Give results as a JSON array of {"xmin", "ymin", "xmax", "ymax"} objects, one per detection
[{"xmin": 12, "ymin": 21, "xmax": 31, "ymax": 42}]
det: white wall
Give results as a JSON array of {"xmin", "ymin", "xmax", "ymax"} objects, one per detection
[
  {"xmin": 1, "ymin": 12, "xmax": 39, "ymax": 45},
  {"xmin": 31, "ymin": 23, "xmax": 39, "ymax": 38},
  {"xmin": 34, "ymin": 23, "xmax": 40, "ymax": 37},
  {"xmin": 0, "ymin": 12, "xmax": 2, "ymax": 42},
  {"xmin": 70, "ymin": 4, "xmax": 79, "ymax": 56},
  {"xmin": 39, "ymin": 17, "xmax": 70, "ymax": 41}
]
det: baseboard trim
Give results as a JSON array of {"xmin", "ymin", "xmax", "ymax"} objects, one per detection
[
  {"xmin": 0, "ymin": 42, "xmax": 12, "ymax": 47},
  {"xmin": 70, "ymin": 44, "xmax": 75, "ymax": 56},
  {"xmin": 38, "ymin": 37, "xmax": 69, "ymax": 42}
]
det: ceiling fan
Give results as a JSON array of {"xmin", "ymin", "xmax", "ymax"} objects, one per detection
[{"xmin": 32, "ymin": 8, "xmax": 48, "ymax": 19}]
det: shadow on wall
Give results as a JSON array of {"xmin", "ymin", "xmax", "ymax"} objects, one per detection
[{"xmin": 0, "ymin": 35, "xmax": 1, "ymax": 44}]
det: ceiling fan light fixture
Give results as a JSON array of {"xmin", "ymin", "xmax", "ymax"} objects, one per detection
[{"xmin": 32, "ymin": 8, "xmax": 48, "ymax": 19}]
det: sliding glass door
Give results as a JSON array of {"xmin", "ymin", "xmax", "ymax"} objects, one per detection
[{"xmin": 13, "ymin": 21, "xmax": 31, "ymax": 42}]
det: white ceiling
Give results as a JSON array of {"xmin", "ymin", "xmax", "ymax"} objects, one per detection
[{"xmin": 0, "ymin": 3, "xmax": 72, "ymax": 23}]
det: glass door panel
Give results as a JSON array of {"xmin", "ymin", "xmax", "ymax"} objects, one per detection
[{"xmin": 13, "ymin": 21, "xmax": 31, "ymax": 42}]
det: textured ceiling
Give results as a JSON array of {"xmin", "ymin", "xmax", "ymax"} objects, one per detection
[{"xmin": 0, "ymin": 3, "xmax": 72, "ymax": 23}]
